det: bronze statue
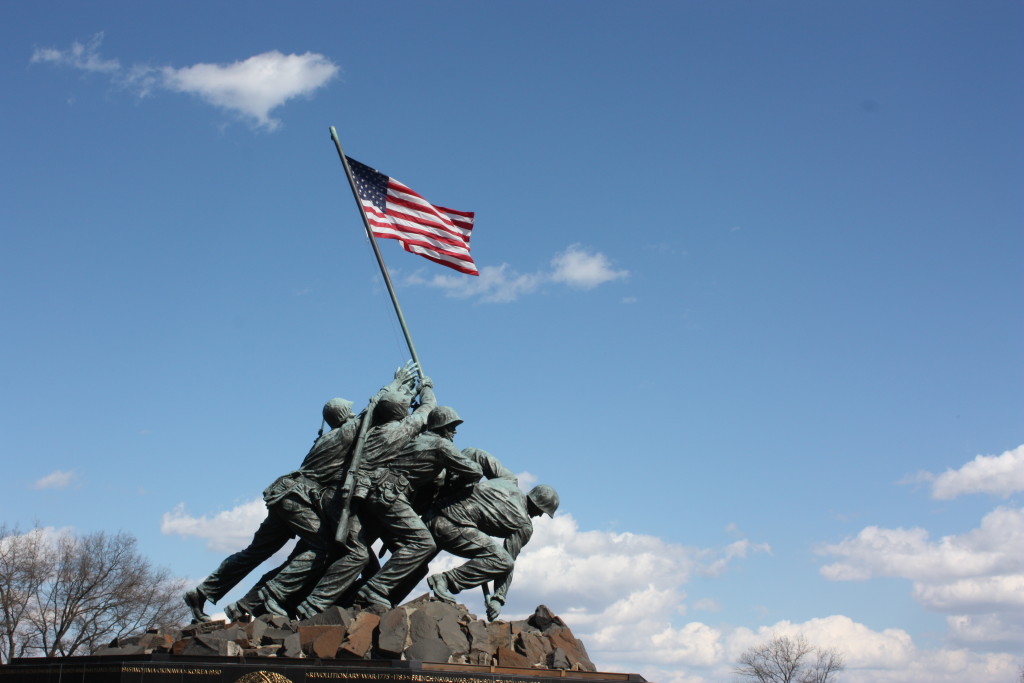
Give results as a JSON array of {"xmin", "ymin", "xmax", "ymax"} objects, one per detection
[
  {"xmin": 286, "ymin": 378, "xmax": 442, "ymax": 617},
  {"xmin": 182, "ymin": 364, "xmax": 418, "ymax": 622},
  {"xmin": 426, "ymin": 448, "xmax": 558, "ymax": 620},
  {"xmin": 183, "ymin": 362, "xmax": 560, "ymax": 625},
  {"xmin": 348, "ymin": 405, "xmax": 483, "ymax": 609}
]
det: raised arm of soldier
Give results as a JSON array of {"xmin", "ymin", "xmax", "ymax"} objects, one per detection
[
  {"xmin": 381, "ymin": 360, "xmax": 420, "ymax": 400},
  {"xmin": 438, "ymin": 435, "xmax": 485, "ymax": 489},
  {"xmin": 415, "ymin": 374, "xmax": 436, "ymax": 412},
  {"xmin": 378, "ymin": 375, "xmax": 436, "ymax": 443},
  {"xmin": 461, "ymin": 447, "xmax": 517, "ymax": 483},
  {"xmin": 297, "ymin": 362, "xmax": 418, "ymax": 485},
  {"xmin": 358, "ymin": 375, "xmax": 437, "ymax": 476}
]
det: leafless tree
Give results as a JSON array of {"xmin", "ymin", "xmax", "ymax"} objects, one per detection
[
  {"xmin": 734, "ymin": 634, "xmax": 845, "ymax": 683},
  {"xmin": 0, "ymin": 525, "xmax": 55, "ymax": 663},
  {"xmin": 0, "ymin": 525, "xmax": 188, "ymax": 662}
]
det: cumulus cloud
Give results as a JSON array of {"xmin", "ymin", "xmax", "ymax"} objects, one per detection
[
  {"xmin": 818, "ymin": 506, "xmax": 1024, "ymax": 584},
  {"xmin": 159, "ymin": 51, "xmax": 339, "ymax": 129},
  {"xmin": 31, "ymin": 33, "xmax": 338, "ymax": 130},
  {"xmin": 720, "ymin": 616, "xmax": 1019, "ymax": 683},
  {"xmin": 593, "ymin": 610, "xmax": 1019, "ymax": 683},
  {"xmin": 476, "ymin": 513, "xmax": 769, "ymax": 676},
  {"xmin": 592, "ymin": 602, "xmax": 725, "ymax": 669},
  {"xmin": 501, "ymin": 513, "xmax": 767, "ymax": 617},
  {"xmin": 32, "ymin": 469, "xmax": 78, "ymax": 490},
  {"xmin": 913, "ymin": 573, "xmax": 1024, "ymax": 612},
  {"xmin": 160, "ymin": 497, "xmax": 268, "ymax": 552},
  {"xmin": 408, "ymin": 244, "xmax": 628, "ymax": 303},
  {"xmin": 550, "ymin": 244, "xmax": 629, "ymax": 290},
  {"xmin": 818, "ymin": 505, "xmax": 1024, "ymax": 656},
  {"xmin": 726, "ymin": 616, "xmax": 916, "ymax": 670},
  {"xmin": 925, "ymin": 444, "xmax": 1024, "ymax": 500},
  {"xmin": 946, "ymin": 613, "xmax": 1024, "ymax": 647}
]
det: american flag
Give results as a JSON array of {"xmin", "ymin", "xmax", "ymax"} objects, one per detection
[{"xmin": 346, "ymin": 157, "xmax": 478, "ymax": 276}]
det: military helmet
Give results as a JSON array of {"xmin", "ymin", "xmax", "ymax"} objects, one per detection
[
  {"xmin": 373, "ymin": 392, "xmax": 411, "ymax": 424},
  {"xmin": 322, "ymin": 398, "xmax": 355, "ymax": 429},
  {"xmin": 527, "ymin": 485, "xmax": 559, "ymax": 517},
  {"xmin": 427, "ymin": 406, "xmax": 463, "ymax": 432}
]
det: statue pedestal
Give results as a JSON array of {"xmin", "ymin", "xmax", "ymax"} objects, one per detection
[{"xmin": 2, "ymin": 654, "xmax": 647, "ymax": 683}]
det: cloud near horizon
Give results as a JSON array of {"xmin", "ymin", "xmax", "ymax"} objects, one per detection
[
  {"xmin": 161, "ymin": 498, "xmax": 267, "ymax": 552},
  {"xmin": 408, "ymin": 244, "xmax": 629, "ymax": 303},
  {"xmin": 32, "ymin": 469, "xmax": 78, "ymax": 490},
  {"xmin": 157, "ymin": 495, "xmax": 1020, "ymax": 682},
  {"xmin": 31, "ymin": 33, "xmax": 338, "ymax": 130},
  {"xmin": 817, "ymin": 445, "xmax": 1024, "ymax": 665}
]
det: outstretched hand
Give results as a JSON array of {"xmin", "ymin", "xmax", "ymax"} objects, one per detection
[
  {"xmin": 485, "ymin": 597, "xmax": 502, "ymax": 621},
  {"xmin": 393, "ymin": 360, "xmax": 419, "ymax": 386}
]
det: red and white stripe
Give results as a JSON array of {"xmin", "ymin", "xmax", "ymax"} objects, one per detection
[{"xmin": 362, "ymin": 178, "xmax": 477, "ymax": 276}]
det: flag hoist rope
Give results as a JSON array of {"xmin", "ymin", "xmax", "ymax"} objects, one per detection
[{"xmin": 329, "ymin": 125, "xmax": 424, "ymax": 381}]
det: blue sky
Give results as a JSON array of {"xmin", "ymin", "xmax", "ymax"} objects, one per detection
[{"xmin": 2, "ymin": 2, "xmax": 1022, "ymax": 681}]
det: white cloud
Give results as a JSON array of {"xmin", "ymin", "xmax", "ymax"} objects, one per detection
[
  {"xmin": 726, "ymin": 616, "xmax": 916, "ymax": 670},
  {"xmin": 417, "ymin": 263, "xmax": 544, "ymax": 303},
  {"xmin": 586, "ymin": 608, "xmax": 1019, "ymax": 683},
  {"xmin": 0, "ymin": 525, "xmax": 74, "ymax": 552},
  {"xmin": 159, "ymin": 51, "xmax": 339, "ymax": 130},
  {"xmin": 842, "ymin": 649, "xmax": 1019, "ymax": 683},
  {"xmin": 947, "ymin": 613, "xmax": 1024, "ymax": 646},
  {"xmin": 32, "ymin": 469, "xmax": 78, "ymax": 490},
  {"xmin": 721, "ymin": 616, "xmax": 1019, "ymax": 683},
  {"xmin": 515, "ymin": 470, "xmax": 538, "ymax": 490},
  {"xmin": 502, "ymin": 514, "xmax": 767, "ymax": 615},
  {"xmin": 506, "ymin": 514, "xmax": 697, "ymax": 613},
  {"xmin": 31, "ymin": 34, "xmax": 338, "ymax": 130},
  {"xmin": 927, "ymin": 444, "xmax": 1024, "ymax": 500},
  {"xmin": 818, "ymin": 505, "xmax": 1024, "ymax": 656},
  {"xmin": 550, "ymin": 244, "xmax": 629, "ymax": 290},
  {"xmin": 486, "ymin": 512, "xmax": 770, "ymax": 676},
  {"xmin": 31, "ymin": 33, "xmax": 119, "ymax": 73},
  {"xmin": 818, "ymin": 506, "xmax": 1024, "ymax": 584},
  {"xmin": 913, "ymin": 573, "xmax": 1024, "ymax": 611},
  {"xmin": 160, "ymin": 498, "xmax": 268, "ymax": 552},
  {"xmin": 409, "ymin": 244, "xmax": 628, "ymax": 303},
  {"xmin": 698, "ymin": 538, "xmax": 772, "ymax": 578},
  {"xmin": 157, "ymin": 496, "xmax": 1023, "ymax": 682}
]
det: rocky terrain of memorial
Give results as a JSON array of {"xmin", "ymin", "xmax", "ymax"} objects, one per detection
[{"xmin": 92, "ymin": 596, "xmax": 596, "ymax": 672}]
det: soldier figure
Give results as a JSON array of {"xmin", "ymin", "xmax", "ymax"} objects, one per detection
[
  {"xmin": 349, "ymin": 405, "xmax": 483, "ymax": 609},
  {"xmin": 426, "ymin": 448, "xmax": 558, "ymax": 620},
  {"xmin": 287, "ymin": 379, "xmax": 443, "ymax": 617},
  {"xmin": 182, "ymin": 364, "xmax": 417, "ymax": 623}
]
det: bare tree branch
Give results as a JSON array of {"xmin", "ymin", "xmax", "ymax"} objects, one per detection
[
  {"xmin": 734, "ymin": 634, "xmax": 845, "ymax": 683},
  {"xmin": 0, "ymin": 525, "xmax": 55, "ymax": 664},
  {"xmin": 0, "ymin": 526, "xmax": 188, "ymax": 660}
]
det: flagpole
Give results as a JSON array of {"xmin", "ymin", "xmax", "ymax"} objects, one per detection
[{"xmin": 328, "ymin": 126, "xmax": 424, "ymax": 379}]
